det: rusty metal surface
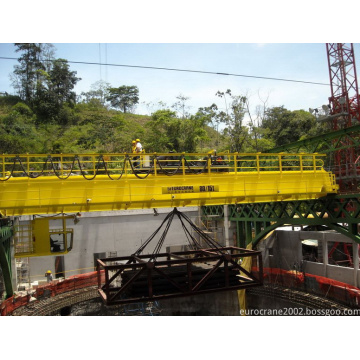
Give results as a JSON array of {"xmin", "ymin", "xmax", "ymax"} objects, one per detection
[{"xmin": 97, "ymin": 247, "xmax": 263, "ymax": 305}]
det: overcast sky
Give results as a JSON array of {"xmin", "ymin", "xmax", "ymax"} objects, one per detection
[{"xmin": 2, "ymin": 42, "xmax": 359, "ymax": 118}]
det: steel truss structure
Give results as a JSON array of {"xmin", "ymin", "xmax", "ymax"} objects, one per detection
[
  {"xmin": 326, "ymin": 43, "xmax": 360, "ymax": 190},
  {"xmin": 327, "ymin": 43, "xmax": 360, "ymax": 128},
  {"xmin": 97, "ymin": 247, "xmax": 263, "ymax": 305},
  {"xmin": 202, "ymin": 194, "xmax": 360, "ymax": 248}
]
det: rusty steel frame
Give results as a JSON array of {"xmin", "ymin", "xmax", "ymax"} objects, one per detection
[{"xmin": 97, "ymin": 247, "xmax": 263, "ymax": 305}]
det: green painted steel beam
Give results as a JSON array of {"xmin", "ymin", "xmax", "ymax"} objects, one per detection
[
  {"xmin": 202, "ymin": 194, "xmax": 360, "ymax": 248},
  {"xmin": 229, "ymin": 195, "xmax": 360, "ymax": 223},
  {"xmin": 201, "ymin": 205, "xmax": 224, "ymax": 219},
  {"xmin": 0, "ymin": 226, "xmax": 13, "ymax": 243},
  {"xmin": 0, "ymin": 224, "xmax": 14, "ymax": 298},
  {"xmin": 0, "ymin": 243, "xmax": 13, "ymax": 298}
]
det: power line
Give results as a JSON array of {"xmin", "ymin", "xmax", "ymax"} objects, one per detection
[{"xmin": 0, "ymin": 56, "xmax": 329, "ymax": 86}]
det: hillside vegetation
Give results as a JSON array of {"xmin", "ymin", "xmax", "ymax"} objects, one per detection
[{"xmin": 0, "ymin": 43, "xmax": 328, "ymax": 155}]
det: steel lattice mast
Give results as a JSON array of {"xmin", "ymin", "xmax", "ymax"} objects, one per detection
[{"xmin": 326, "ymin": 43, "xmax": 360, "ymax": 190}]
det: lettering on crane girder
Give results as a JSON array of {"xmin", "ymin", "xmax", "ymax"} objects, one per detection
[{"xmin": 162, "ymin": 185, "xmax": 219, "ymax": 194}]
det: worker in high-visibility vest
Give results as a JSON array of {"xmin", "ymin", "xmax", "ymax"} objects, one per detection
[{"xmin": 131, "ymin": 140, "xmax": 136, "ymax": 153}]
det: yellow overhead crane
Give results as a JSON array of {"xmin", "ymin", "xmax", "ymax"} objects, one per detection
[
  {"xmin": 0, "ymin": 151, "xmax": 338, "ymax": 258},
  {"xmin": 0, "ymin": 151, "xmax": 338, "ymax": 217}
]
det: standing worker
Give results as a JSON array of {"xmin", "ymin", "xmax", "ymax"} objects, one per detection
[
  {"xmin": 134, "ymin": 139, "xmax": 143, "ymax": 168},
  {"xmin": 135, "ymin": 139, "xmax": 143, "ymax": 153},
  {"xmin": 45, "ymin": 270, "xmax": 53, "ymax": 283},
  {"xmin": 131, "ymin": 140, "xmax": 136, "ymax": 153}
]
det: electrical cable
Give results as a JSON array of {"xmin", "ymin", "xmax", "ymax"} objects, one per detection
[
  {"xmin": 0, "ymin": 56, "xmax": 329, "ymax": 86},
  {"xmin": 127, "ymin": 154, "xmax": 153, "ymax": 179},
  {"xmin": 155, "ymin": 155, "xmax": 184, "ymax": 176},
  {"xmin": 49, "ymin": 156, "xmax": 76, "ymax": 180},
  {"xmin": 103, "ymin": 156, "xmax": 126, "ymax": 180},
  {"xmin": 184, "ymin": 156, "xmax": 209, "ymax": 174}
]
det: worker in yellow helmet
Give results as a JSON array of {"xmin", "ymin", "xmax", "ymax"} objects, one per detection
[
  {"xmin": 134, "ymin": 139, "xmax": 143, "ymax": 168},
  {"xmin": 135, "ymin": 139, "xmax": 143, "ymax": 153},
  {"xmin": 45, "ymin": 270, "xmax": 53, "ymax": 283},
  {"xmin": 131, "ymin": 140, "xmax": 136, "ymax": 153}
]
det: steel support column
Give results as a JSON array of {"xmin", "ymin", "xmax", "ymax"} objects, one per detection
[{"xmin": 0, "ymin": 224, "xmax": 14, "ymax": 298}]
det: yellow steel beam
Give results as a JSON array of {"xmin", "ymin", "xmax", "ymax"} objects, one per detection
[{"xmin": 0, "ymin": 152, "xmax": 339, "ymax": 216}]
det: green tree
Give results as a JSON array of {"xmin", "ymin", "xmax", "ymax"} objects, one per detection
[
  {"xmin": 211, "ymin": 90, "xmax": 250, "ymax": 152},
  {"xmin": 81, "ymin": 80, "xmax": 111, "ymax": 106},
  {"xmin": 179, "ymin": 112, "xmax": 209, "ymax": 152},
  {"xmin": 48, "ymin": 59, "xmax": 80, "ymax": 106},
  {"xmin": 11, "ymin": 44, "xmax": 81, "ymax": 124},
  {"xmin": 197, "ymin": 103, "xmax": 224, "ymax": 148},
  {"xmin": 11, "ymin": 43, "xmax": 44, "ymax": 104},
  {"xmin": 106, "ymin": 86, "xmax": 139, "ymax": 113},
  {"xmin": 33, "ymin": 58, "xmax": 80, "ymax": 124},
  {"xmin": 146, "ymin": 109, "xmax": 180, "ymax": 152},
  {"xmin": 39, "ymin": 43, "xmax": 56, "ymax": 73},
  {"xmin": 145, "ymin": 109, "xmax": 210, "ymax": 152},
  {"xmin": 261, "ymin": 106, "xmax": 317, "ymax": 147}
]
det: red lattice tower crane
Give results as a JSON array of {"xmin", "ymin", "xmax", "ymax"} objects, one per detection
[{"xmin": 326, "ymin": 43, "xmax": 360, "ymax": 191}]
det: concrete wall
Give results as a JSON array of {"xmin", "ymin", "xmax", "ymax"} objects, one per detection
[
  {"xmin": 302, "ymin": 261, "xmax": 323, "ymax": 277},
  {"xmin": 326, "ymin": 264, "xmax": 355, "ymax": 285},
  {"xmin": 22, "ymin": 207, "xmax": 199, "ymax": 283},
  {"xmin": 260, "ymin": 228, "xmax": 360, "ymax": 287}
]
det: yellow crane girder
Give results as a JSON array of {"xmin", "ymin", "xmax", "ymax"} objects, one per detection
[{"xmin": 0, "ymin": 152, "xmax": 338, "ymax": 216}]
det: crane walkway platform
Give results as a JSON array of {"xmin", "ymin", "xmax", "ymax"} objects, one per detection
[{"xmin": 0, "ymin": 152, "xmax": 338, "ymax": 216}]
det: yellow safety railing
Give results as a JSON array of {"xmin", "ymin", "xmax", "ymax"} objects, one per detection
[{"xmin": 0, "ymin": 152, "xmax": 327, "ymax": 180}]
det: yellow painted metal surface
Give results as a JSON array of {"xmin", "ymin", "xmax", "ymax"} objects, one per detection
[
  {"xmin": 0, "ymin": 152, "xmax": 339, "ymax": 216},
  {"xmin": 14, "ymin": 216, "xmax": 74, "ymax": 257}
]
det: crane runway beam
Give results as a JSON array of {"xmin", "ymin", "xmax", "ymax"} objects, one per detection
[{"xmin": 0, "ymin": 152, "xmax": 338, "ymax": 216}]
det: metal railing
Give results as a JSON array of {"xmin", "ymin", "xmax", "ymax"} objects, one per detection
[{"xmin": 0, "ymin": 152, "xmax": 328, "ymax": 181}]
